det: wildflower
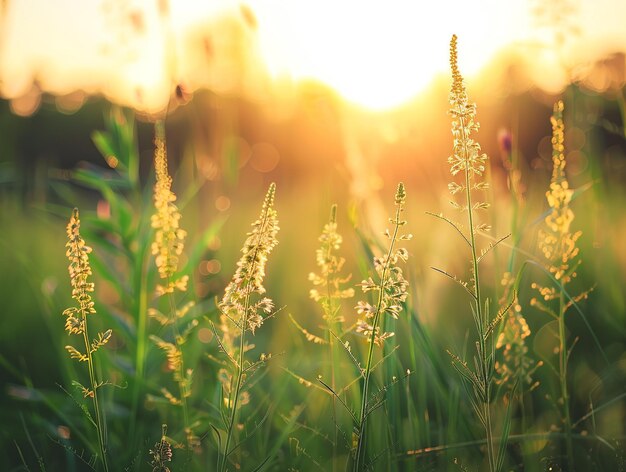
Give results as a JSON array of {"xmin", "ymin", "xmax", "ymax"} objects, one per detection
[
  {"xmin": 496, "ymin": 274, "xmax": 541, "ymax": 390},
  {"xmin": 63, "ymin": 208, "xmax": 95, "ymax": 334},
  {"xmin": 354, "ymin": 183, "xmax": 410, "ymax": 347},
  {"xmin": 219, "ymin": 183, "xmax": 279, "ymax": 334},
  {"xmin": 149, "ymin": 425, "xmax": 173, "ymax": 472},
  {"xmin": 308, "ymin": 204, "xmax": 354, "ymax": 321},
  {"xmin": 149, "ymin": 124, "xmax": 197, "ymax": 449},
  {"xmin": 448, "ymin": 35, "xmax": 489, "ymax": 180},
  {"xmin": 353, "ymin": 182, "xmax": 410, "ymax": 470},
  {"xmin": 434, "ymin": 36, "xmax": 506, "ymax": 472},
  {"xmin": 62, "ymin": 208, "xmax": 111, "ymax": 471},
  {"xmin": 63, "ymin": 208, "xmax": 111, "ymax": 369},
  {"xmin": 537, "ymin": 101, "xmax": 581, "ymax": 285},
  {"xmin": 532, "ymin": 100, "xmax": 589, "ymax": 471},
  {"xmin": 215, "ymin": 184, "xmax": 280, "ymax": 472},
  {"xmin": 151, "ymin": 123, "xmax": 188, "ymax": 294}
]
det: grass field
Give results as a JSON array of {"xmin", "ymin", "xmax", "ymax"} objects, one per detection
[{"xmin": 0, "ymin": 34, "xmax": 625, "ymax": 472}]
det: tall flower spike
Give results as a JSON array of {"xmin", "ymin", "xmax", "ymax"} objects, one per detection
[
  {"xmin": 219, "ymin": 182, "xmax": 279, "ymax": 334},
  {"xmin": 63, "ymin": 208, "xmax": 112, "ymax": 361},
  {"xmin": 149, "ymin": 424, "xmax": 173, "ymax": 472},
  {"xmin": 496, "ymin": 273, "xmax": 541, "ymax": 391},
  {"xmin": 216, "ymin": 184, "xmax": 280, "ymax": 472},
  {"xmin": 62, "ymin": 208, "xmax": 111, "ymax": 471},
  {"xmin": 354, "ymin": 182, "xmax": 410, "ymax": 347},
  {"xmin": 151, "ymin": 122, "xmax": 188, "ymax": 295},
  {"xmin": 448, "ymin": 34, "xmax": 489, "ymax": 180},
  {"xmin": 537, "ymin": 101, "xmax": 581, "ymax": 284},
  {"xmin": 308, "ymin": 204, "xmax": 354, "ymax": 318},
  {"xmin": 532, "ymin": 100, "xmax": 589, "ymax": 472},
  {"xmin": 65, "ymin": 208, "xmax": 95, "ymax": 320}
]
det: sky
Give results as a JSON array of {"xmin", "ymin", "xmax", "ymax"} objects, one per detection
[{"xmin": 0, "ymin": 0, "xmax": 625, "ymax": 114}]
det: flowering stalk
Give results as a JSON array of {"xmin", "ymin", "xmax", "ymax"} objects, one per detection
[
  {"xmin": 149, "ymin": 122, "xmax": 195, "ymax": 449},
  {"xmin": 432, "ymin": 35, "xmax": 513, "ymax": 472},
  {"xmin": 353, "ymin": 183, "xmax": 410, "ymax": 471},
  {"xmin": 531, "ymin": 101, "xmax": 589, "ymax": 469},
  {"xmin": 216, "ymin": 183, "xmax": 279, "ymax": 472},
  {"xmin": 63, "ymin": 208, "xmax": 111, "ymax": 472},
  {"xmin": 149, "ymin": 424, "xmax": 173, "ymax": 472},
  {"xmin": 308, "ymin": 204, "xmax": 354, "ymax": 469}
]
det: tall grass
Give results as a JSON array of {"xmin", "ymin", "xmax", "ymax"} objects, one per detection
[
  {"xmin": 149, "ymin": 121, "xmax": 198, "ymax": 453},
  {"xmin": 2, "ymin": 35, "xmax": 624, "ymax": 472}
]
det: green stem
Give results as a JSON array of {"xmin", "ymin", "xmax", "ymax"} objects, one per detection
[
  {"xmin": 81, "ymin": 312, "xmax": 109, "ymax": 472},
  {"xmin": 325, "ymin": 256, "xmax": 338, "ymax": 472},
  {"xmin": 220, "ymin": 295, "xmax": 249, "ymax": 472},
  {"xmin": 559, "ymin": 290, "xmax": 574, "ymax": 469},
  {"xmin": 353, "ymin": 204, "xmax": 401, "ymax": 471},
  {"xmin": 459, "ymin": 104, "xmax": 496, "ymax": 472},
  {"xmin": 166, "ymin": 282, "xmax": 191, "ymax": 456},
  {"xmin": 129, "ymin": 248, "xmax": 149, "ymax": 444},
  {"xmin": 323, "ymin": 205, "xmax": 341, "ymax": 472}
]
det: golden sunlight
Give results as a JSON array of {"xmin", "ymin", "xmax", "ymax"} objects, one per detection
[
  {"xmin": 251, "ymin": 0, "xmax": 531, "ymax": 109},
  {"xmin": 0, "ymin": 0, "xmax": 625, "ymax": 112}
]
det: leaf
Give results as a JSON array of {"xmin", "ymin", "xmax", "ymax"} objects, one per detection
[
  {"xmin": 496, "ymin": 384, "xmax": 516, "ymax": 472},
  {"xmin": 318, "ymin": 379, "xmax": 359, "ymax": 424},
  {"xmin": 92, "ymin": 130, "xmax": 121, "ymax": 170}
]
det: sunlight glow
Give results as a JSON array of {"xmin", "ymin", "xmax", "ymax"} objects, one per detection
[
  {"xmin": 252, "ymin": 0, "xmax": 530, "ymax": 109},
  {"xmin": 0, "ymin": 0, "xmax": 625, "ymax": 112}
]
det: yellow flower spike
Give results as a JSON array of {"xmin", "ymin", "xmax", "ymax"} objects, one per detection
[
  {"xmin": 151, "ymin": 123, "xmax": 187, "ymax": 290},
  {"xmin": 62, "ymin": 207, "xmax": 111, "ymax": 471}
]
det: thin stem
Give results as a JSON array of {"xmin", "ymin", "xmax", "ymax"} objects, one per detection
[
  {"xmin": 559, "ymin": 290, "xmax": 575, "ymax": 469},
  {"xmin": 130, "ymin": 248, "xmax": 149, "ymax": 444},
  {"xmin": 325, "ymin": 244, "xmax": 338, "ymax": 472},
  {"xmin": 166, "ymin": 281, "xmax": 191, "ymax": 456},
  {"xmin": 458, "ymin": 103, "xmax": 496, "ymax": 472},
  {"xmin": 220, "ymin": 299, "xmax": 247, "ymax": 472},
  {"xmin": 81, "ymin": 312, "xmax": 109, "ymax": 472},
  {"xmin": 353, "ymin": 204, "xmax": 401, "ymax": 471}
]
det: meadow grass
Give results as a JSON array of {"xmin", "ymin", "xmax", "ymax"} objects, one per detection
[{"xmin": 2, "ymin": 35, "xmax": 625, "ymax": 472}]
